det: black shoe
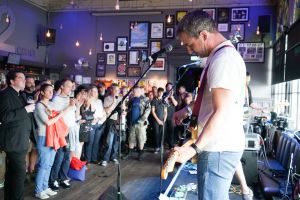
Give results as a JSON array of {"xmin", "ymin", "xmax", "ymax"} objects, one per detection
[
  {"xmin": 122, "ymin": 149, "xmax": 133, "ymax": 160},
  {"xmin": 60, "ymin": 180, "xmax": 71, "ymax": 189},
  {"xmin": 49, "ymin": 181, "xmax": 60, "ymax": 192},
  {"xmin": 138, "ymin": 150, "xmax": 144, "ymax": 161}
]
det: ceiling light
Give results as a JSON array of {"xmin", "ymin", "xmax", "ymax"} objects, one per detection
[
  {"xmin": 115, "ymin": 0, "xmax": 120, "ymax": 10},
  {"xmin": 5, "ymin": 14, "xmax": 9, "ymax": 23},
  {"xmin": 75, "ymin": 40, "xmax": 80, "ymax": 47},
  {"xmin": 46, "ymin": 29, "xmax": 51, "ymax": 37},
  {"xmin": 99, "ymin": 33, "xmax": 103, "ymax": 41},
  {"xmin": 89, "ymin": 49, "xmax": 92, "ymax": 55},
  {"xmin": 256, "ymin": 26, "xmax": 260, "ymax": 35},
  {"xmin": 167, "ymin": 15, "xmax": 171, "ymax": 23},
  {"xmin": 60, "ymin": 24, "xmax": 63, "ymax": 29}
]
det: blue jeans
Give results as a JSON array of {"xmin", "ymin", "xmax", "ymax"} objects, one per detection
[
  {"xmin": 84, "ymin": 124, "xmax": 104, "ymax": 162},
  {"xmin": 35, "ymin": 136, "xmax": 56, "ymax": 193},
  {"xmin": 197, "ymin": 151, "xmax": 243, "ymax": 200},
  {"xmin": 103, "ymin": 131, "xmax": 118, "ymax": 161},
  {"xmin": 49, "ymin": 146, "xmax": 70, "ymax": 184}
]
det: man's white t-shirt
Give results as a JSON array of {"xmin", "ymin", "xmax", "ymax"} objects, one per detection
[{"xmin": 197, "ymin": 40, "xmax": 246, "ymax": 152}]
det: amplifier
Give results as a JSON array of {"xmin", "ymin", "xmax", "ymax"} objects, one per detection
[{"xmin": 245, "ymin": 133, "xmax": 260, "ymax": 151}]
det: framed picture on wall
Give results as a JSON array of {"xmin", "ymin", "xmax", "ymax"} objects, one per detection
[
  {"xmin": 150, "ymin": 41, "xmax": 161, "ymax": 55},
  {"xmin": 140, "ymin": 50, "xmax": 148, "ymax": 62},
  {"xmin": 165, "ymin": 27, "xmax": 175, "ymax": 38},
  {"xmin": 230, "ymin": 23, "xmax": 245, "ymax": 40},
  {"xmin": 150, "ymin": 57, "xmax": 165, "ymax": 71},
  {"xmin": 231, "ymin": 7, "xmax": 249, "ymax": 22},
  {"xmin": 151, "ymin": 22, "xmax": 164, "ymax": 39},
  {"xmin": 117, "ymin": 53, "xmax": 127, "ymax": 62},
  {"xmin": 106, "ymin": 53, "xmax": 116, "ymax": 65},
  {"xmin": 129, "ymin": 50, "xmax": 139, "ymax": 65},
  {"xmin": 127, "ymin": 66, "xmax": 142, "ymax": 77},
  {"xmin": 236, "ymin": 42, "xmax": 264, "ymax": 63},
  {"xmin": 116, "ymin": 37, "xmax": 128, "ymax": 51},
  {"xmin": 202, "ymin": 8, "xmax": 216, "ymax": 20},
  {"xmin": 97, "ymin": 53, "xmax": 106, "ymax": 64},
  {"xmin": 165, "ymin": 15, "xmax": 175, "ymax": 26},
  {"xmin": 218, "ymin": 23, "xmax": 229, "ymax": 32},
  {"xmin": 129, "ymin": 21, "xmax": 149, "ymax": 48},
  {"xmin": 96, "ymin": 64, "xmax": 106, "ymax": 77},
  {"xmin": 103, "ymin": 42, "xmax": 115, "ymax": 52},
  {"xmin": 176, "ymin": 11, "xmax": 187, "ymax": 24},
  {"xmin": 116, "ymin": 62, "xmax": 127, "ymax": 77},
  {"xmin": 217, "ymin": 8, "xmax": 229, "ymax": 22}
]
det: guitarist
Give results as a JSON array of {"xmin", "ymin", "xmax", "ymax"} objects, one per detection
[{"xmin": 173, "ymin": 10, "xmax": 246, "ymax": 200}]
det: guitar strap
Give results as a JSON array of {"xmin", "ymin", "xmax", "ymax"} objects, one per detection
[{"xmin": 190, "ymin": 44, "xmax": 234, "ymax": 129}]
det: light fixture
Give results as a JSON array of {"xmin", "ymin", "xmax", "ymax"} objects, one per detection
[
  {"xmin": 256, "ymin": 26, "xmax": 260, "ymax": 35},
  {"xmin": 188, "ymin": 0, "xmax": 193, "ymax": 2},
  {"xmin": 167, "ymin": 15, "xmax": 172, "ymax": 23},
  {"xmin": 5, "ymin": 14, "xmax": 9, "ymax": 23},
  {"xmin": 115, "ymin": 0, "xmax": 120, "ymax": 10},
  {"xmin": 60, "ymin": 24, "xmax": 63, "ymax": 29},
  {"xmin": 46, "ymin": 29, "xmax": 51, "ymax": 38},
  {"xmin": 130, "ymin": 22, "xmax": 134, "ymax": 29},
  {"xmin": 75, "ymin": 40, "xmax": 80, "ymax": 47},
  {"xmin": 89, "ymin": 49, "xmax": 92, "ymax": 55},
  {"xmin": 247, "ymin": 20, "xmax": 251, "ymax": 27},
  {"xmin": 70, "ymin": 0, "xmax": 74, "ymax": 5},
  {"xmin": 99, "ymin": 33, "xmax": 103, "ymax": 41}
]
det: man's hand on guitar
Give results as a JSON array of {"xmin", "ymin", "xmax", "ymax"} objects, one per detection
[
  {"xmin": 174, "ymin": 146, "xmax": 196, "ymax": 164},
  {"xmin": 173, "ymin": 107, "xmax": 188, "ymax": 126}
]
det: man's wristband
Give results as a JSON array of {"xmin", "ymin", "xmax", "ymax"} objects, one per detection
[{"xmin": 191, "ymin": 143, "xmax": 202, "ymax": 155}]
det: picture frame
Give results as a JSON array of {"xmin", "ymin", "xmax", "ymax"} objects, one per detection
[
  {"xmin": 116, "ymin": 36, "xmax": 128, "ymax": 51},
  {"xmin": 140, "ymin": 50, "xmax": 148, "ymax": 62},
  {"xmin": 176, "ymin": 11, "xmax": 187, "ymax": 24},
  {"xmin": 231, "ymin": 7, "xmax": 249, "ymax": 22},
  {"xmin": 106, "ymin": 53, "xmax": 116, "ymax": 65},
  {"xmin": 129, "ymin": 21, "xmax": 149, "ymax": 48},
  {"xmin": 117, "ymin": 53, "xmax": 127, "ymax": 62},
  {"xmin": 74, "ymin": 75, "xmax": 83, "ymax": 84},
  {"xmin": 236, "ymin": 42, "xmax": 265, "ymax": 63},
  {"xmin": 97, "ymin": 53, "xmax": 106, "ymax": 64},
  {"xmin": 165, "ymin": 15, "xmax": 175, "ymax": 26},
  {"xmin": 116, "ymin": 62, "xmax": 127, "ymax": 77},
  {"xmin": 165, "ymin": 27, "xmax": 175, "ymax": 39},
  {"xmin": 96, "ymin": 64, "xmax": 106, "ymax": 77},
  {"xmin": 103, "ymin": 42, "xmax": 115, "ymax": 52},
  {"xmin": 127, "ymin": 66, "xmax": 142, "ymax": 77},
  {"xmin": 217, "ymin": 23, "xmax": 229, "ymax": 32},
  {"xmin": 151, "ymin": 22, "xmax": 164, "ymax": 39},
  {"xmin": 150, "ymin": 57, "xmax": 165, "ymax": 71},
  {"xmin": 202, "ymin": 8, "xmax": 216, "ymax": 20},
  {"xmin": 150, "ymin": 41, "xmax": 162, "ymax": 55},
  {"xmin": 230, "ymin": 23, "xmax": 245, "ymax": 40},
  {"xmin": 129, "ymin": 50, "xmax": 140, "ymax": 65},
  {"xmin": 217, "ymin": 8, "xmax": 229, "ymax": 22}
]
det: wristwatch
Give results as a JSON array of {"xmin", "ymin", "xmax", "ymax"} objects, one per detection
[{"xmin": 191, "ymin": 143, "xmax": 202, "ymax": 155}]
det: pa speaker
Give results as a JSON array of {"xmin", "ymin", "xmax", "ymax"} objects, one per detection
[
  {"xmin": 258, "ymin": 15, "xmax": 271, "ymax": 33},
  {"xmin": 98, "ymin": 186, "xmax": 129, "ymax": 200},
  {"xmin": 232, "ymin": 150, "xmax": 258, "ymax": 186}
]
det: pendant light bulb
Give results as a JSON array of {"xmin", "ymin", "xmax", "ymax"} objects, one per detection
[
  {"xmin": 46, "ymin": 29, "xmax": 51, "ymax": 38},
  {"xmin": 167, "ymin": 15, "xmax": 171, "ymax": 23},
  {"xmin": 256, "ymin": 26, "xmax": 260, "ymax": 35},
  {"xmin": 115, "ymin": 0, "xmax": 120, "ymax": 10},
  {"xmin": 247, "ymin": 21, "xmax": 251, "ymax": 27},
  {"xmin": 89, "ymin": 49, "xmax": 92, "ymax": 55},
  {"xmin": 60, "ymin": 24, "xmax": 63, "ymax": 29},
  {"xmin": 5, "ymin": 14, "xmax": 9, "ymax": 23},
  {"xmin": 75, "ymin": 40, "xmax": 80, "ymax": 47},
  {"xmin": 99, "ymin": 33, "xmax": 103, "ymax": 41}
]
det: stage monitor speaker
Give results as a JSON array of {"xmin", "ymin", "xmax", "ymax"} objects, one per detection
[
  {"xmin": 258, "ymin": 15, "xmax": 271, "ymax": 33},
  {"xmin": 98, "ymin": 186, "xmax": 129, "ymax": 200},
  {"xmin": 231, "ymin": 150, "xmax": 258, "ymax": 186}
]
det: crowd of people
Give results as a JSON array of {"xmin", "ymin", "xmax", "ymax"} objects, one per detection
[{"xmin": 0, "ymin": 70, "xmax": 194, "ymax": 199}]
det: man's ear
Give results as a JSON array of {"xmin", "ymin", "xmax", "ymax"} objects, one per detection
[{"xmin": 200, "ymin": 30, "xmax": 208, "ymax": 40}]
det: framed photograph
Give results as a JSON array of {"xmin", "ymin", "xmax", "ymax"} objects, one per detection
[
  {"xmin": 127, "ymin": 66, "xmax": 142, "ymax": 77},
  {"xmin": 237, "ymin": 42, "xmax": 265, "ymax": 63},
  {"xmin": 176, "ymin": 11, "xmax": 187, "ymax": 24},
  {"xmin": 230, "ymin": 23, "xmax": 245, "ymax": 40},
  {"xmin": 231, "ymin": 7, "xmax": 249, "ymax": 22},
  {"xmin": 116, "ymin": 37, "xmax": 128, "ymax": 51},
  {"xmin": 74, "ymin": 75, "xmax": 83, "ymax": 84},
  {"xmin": 96, "ymin": 64, "xmax": 106, "ymax": 77},
  {"xmin": 106, "ymin": 53, "xmax": 116, "ymax": 65},
  {"xmin": 165, "ymin": 27, "xmax": 175, "ymax": 38},
  {"xmin": 150, "ymin": 57, "xmax": 165, "ymax": 71},
  {"xmin": 217, "ymin": 8, "xmax": 229, "ymax": 22},
  {"xmin": 218, "ymin": 23, "xmax": 229, "ymax": 32},
  {"xmin": 202, "ymin": 8, "xmax": 216, "ymax": 20},
  {"xmin": 151, "ymin": 22, "xmax": 164, "ymax": 39},
  {"xmin": 150, "ymin": 41, "xmax": 161, "ymax": 55},
  {"xmin": 82, "ymin": 77, "xmax": 92, "ymax": 84},
  {"xmin": 129, "ymin": 50, "xmax": 139, "ymax": 65},
  {"xmin": 117, "ymin": 53, "xmax": 127, "ymax": 62},
  {"xmin": 165, "ymin": 15, "xmax": 175, "ymax": 26},
  {"xmin": 97, "ymin": 53, "xmax": 106, "ymax": 64},
  {"xmin": 116, "ymin": 62, "xmax": 127, "ymax": 77},
  {"xmin": 103, "ymin": 42, "xmax": 115, "ymax": 52},
  {"xmin": 129, "ymin": 21, "xmax": 149, "ymax": 48},
  {"xmin": 140, "ymin": 50, "xmax": 148, "ymax": 62}
]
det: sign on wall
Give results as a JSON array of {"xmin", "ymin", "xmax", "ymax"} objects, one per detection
[{"xmin": 237, "ymin": 42, "xmax": 265, "ymax": 63}]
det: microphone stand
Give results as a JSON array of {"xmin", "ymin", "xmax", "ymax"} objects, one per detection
[{"xmin": 103, "ymin": 56, "xmax": 162, "ymax": 200}]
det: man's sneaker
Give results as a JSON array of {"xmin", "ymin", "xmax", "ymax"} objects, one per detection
[
  {"xmin": 101, "ymin": 161, "xmax": 108, "ymax": 167},
  {"xmin": 44, "ymin": 188, "xmax": 57, "ymax": 196},
  {"xmin": 35, "ymin": 191, "xmax": 49, "ymax": 199},
  {"xmin": 49, "ymin": 181, "xmax": 60, "ymax": 192},
  {"xmin": 112, "ymin": 159, "xmax": 119, "ymax": 165},
  {"xmin": 138, "ymin": 150, "xmax": 144, "ymax": 161},
  {"xmin": 122, "ymin": 149, "xmax": 132, "ymax": 160},
  {"xmin": 242, "ymin": 187, "xmax": 253, "ymax": 200},
  {"xmin": 60, "ymin": 180, "xmax": 71, "ymax": 189},
  {"xmin": 154, "ymin": 148, "xmax": 160, "ymax": 154}
]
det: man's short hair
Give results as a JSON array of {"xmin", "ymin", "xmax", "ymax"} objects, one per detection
[
  {"xmin": 157, "ymin": 87, "xmax": 164, "ymax": 93},
  {"xmin": 6, "ymin": 70, "xmax": 23, "ymax": 86},
  {"xmin": 246, "ymin": 72, "xmax": 250, "ymax": 76},
  {"xmin": 177, "ymin": 9, "xmax": 217, "ymax": 38}
]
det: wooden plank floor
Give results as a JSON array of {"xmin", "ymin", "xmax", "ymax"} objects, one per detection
[{"xmin": 0, "ymin": 151, "xmax": 162, "ymax": 200}]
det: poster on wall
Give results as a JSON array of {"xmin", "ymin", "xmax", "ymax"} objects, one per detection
[{"xmin": 236, "ymin": 42, "xmax": 265, "ymax": 63}]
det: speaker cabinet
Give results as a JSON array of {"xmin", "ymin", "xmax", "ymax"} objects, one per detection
[
  {"xmin": 258, "ymin": 15, "xmax": 271, "ymax": 33},
  {"xmin": 232, "ymin": 150, "xmax": 258, "ymax": 186},
  {"xmin": 98, "ymin": 186, "xmax": 129, "ymax": 200}
]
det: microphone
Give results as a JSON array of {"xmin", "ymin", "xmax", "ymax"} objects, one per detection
[
  {"xmin": 178, "ymin": 60, "xmax": 201, "ymax": 69},
  {"xmin": 148, "ymin": 43, "xmax": 174, "ymax": 63}
]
